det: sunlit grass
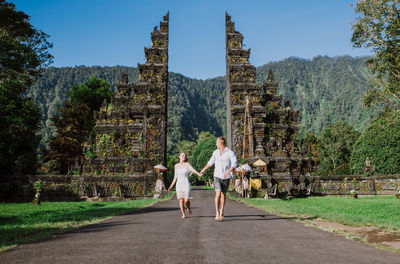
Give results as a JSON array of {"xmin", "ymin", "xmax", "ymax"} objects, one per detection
[
  {"xmin": 230, "ymin": 195, "xmax": 400, "ymax": 230},
  {"xmin": 202, "ymin": 185, "xmax": 214, "ymax": 190},
  {"xmin": 0, "ymin": 193, "xmax": 173, "ymax": 252}
]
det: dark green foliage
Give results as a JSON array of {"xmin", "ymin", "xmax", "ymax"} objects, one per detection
[
  {"xmin": 47, "ymin": 103, "xmax": 92, "ymax": 174},
  {"xmin": 69, "ymin": 76, "xmax": 114, "ymax": 112},
  {"xmin": 166, "ymin": 132, "xmax": 216, "ymax": 186},
  {"xmin": 0, "ymin": 81, "xmax": 42, "ymax": 174},
  {"xmin": 318, "ymin": 121, "xmax": 360, "ymax": 175},
  {"xmin": 175, "ymin": 140, "xmax": 196, "ymax": 157},
  {"xmin": 47, "ymin": 77, "xmax": 113, "ymax": 174},
  {"xmin": 0, "ymin": 0, "xmax": 53, "ymax": 85},
  {"xmin": 167, "ymin": 74, "xmax": 224, "ymax": 154},
  {"xmin": 0, "ymin": 1, "xmax": 52, "ymax": 175},
  {"xmin": 351, "ymin": 109, "xmax": 400, "ymax": 174},
  {"xmin": 166, "ymin": 154, "xmax": 178, "ymax": 187},
  {"xmin": 352, "ymin": 0, "xmax": 400, "ymax": 108},
  {"xmin": 189, "ymin": 132, "xmax": 217, "ymax": 185},
  {"xmin": 301, "ymin": 133, "xmax": 320, "ymax": 160},
  {"xmin": 26, "ymin": 66, "xmax": 138, "ymax": 146}
]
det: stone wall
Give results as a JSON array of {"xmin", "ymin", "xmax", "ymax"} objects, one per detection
[
  {"xmin": 1, "ymin": 174, "xmax": 398, "ymax": 202},
  {"xmin": 0, "ymin": 173, "xmax": 157, "ymax": 202},
  {"xmin": 246, "ymin": 174, "xmax": 400, "ymax": 198}
]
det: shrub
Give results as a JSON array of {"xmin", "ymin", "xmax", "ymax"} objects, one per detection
[{"xmin": 351, "ymin": 109, "xmax": 400, "ymax": 174}]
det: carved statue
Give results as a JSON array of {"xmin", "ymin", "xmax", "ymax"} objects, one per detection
[{"xmin": 363, "ymin": 157, "xmax": 375, "ymax": 176}]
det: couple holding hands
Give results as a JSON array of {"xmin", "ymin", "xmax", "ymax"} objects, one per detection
[{"xmin": 168, "ymin": 137, "xmax": 237, "ymax": 220}]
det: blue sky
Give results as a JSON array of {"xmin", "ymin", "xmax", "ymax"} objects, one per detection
[{"xmin": 12, "ymin": 0, "xmax": 371, "ymax": 80}]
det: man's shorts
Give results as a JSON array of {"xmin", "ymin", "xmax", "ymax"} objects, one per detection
[{"xmin": 214, "ymin": 177, "xmax": 230, "ymax": 194}]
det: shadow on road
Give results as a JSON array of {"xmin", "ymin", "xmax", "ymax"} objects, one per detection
[
  {"xmin": 187, "ymin": 214, "xmax": 317, "ymax": 222},
  {"xmin": 218, "ymin": 215, "xmax": 317, "ymax": 222},
  {"xmin": 68, "ymin": 221, "xmax": 142, "ymax": 233},
  {"xmin": 126, "ymin": 206, "xmax": 179, "ymax": 215}
]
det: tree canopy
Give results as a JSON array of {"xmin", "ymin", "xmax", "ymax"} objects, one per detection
[
  {"xmin": 317, "ymin": 121, "xmax": 360, "ymax": 175},
  {"xmin": 0, "ymin": 0, "xmax": 52, "ymax": 175},
  {"xmin": 352, "ymin": 0, "xmax": 400, "ymax": 108},
  {"xmin": 47, "ymin": 77, "xmax": 113, "ymax": 174},
  {"xmin": 0, "ymin": 81, "xmax": 42, "ymax": 174},
  {"xmin": 351, "ymin": 109, "xmax": 400, "ymax": 174},
  {"xmin": 189, "ymin": 132, "xmax": 217, "ymax": 184},
  {"xmin": 69, "ymin": 76, "xmax": 114, "ymax": 112},
  {"xmin": 47, "ymin": 103, "xmax": 92, "ymax": 174},
  {"xmin": 0, "ymin": 0, "xmax": 53, "ymax": 85}
]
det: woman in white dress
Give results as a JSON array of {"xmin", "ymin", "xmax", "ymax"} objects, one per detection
[{"xmin": 168, "ymin": 152, "xmax": 201, "ymax": 218}]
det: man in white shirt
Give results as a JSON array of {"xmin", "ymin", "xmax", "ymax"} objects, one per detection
[{"xmin": 200, "ymin": 137, "xmax": 237, "ymax": 220}]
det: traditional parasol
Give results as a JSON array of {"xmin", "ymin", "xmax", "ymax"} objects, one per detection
[
  {"xmin": 253, "ymin": 158, "xmax": 266, "ymax": 167},
  {"xmin": 234, "ymin": 164, "xmax": 253, "ymax": 197},
  {"xmin": 153, "ymin": 164, "xmax": 167, "ymax": 172},
  {"xmin": 235, "ymin": 164, "xmax": 252, "ymax": 173},
  {"xmin": 240, "ymin": 164, "xmax": 252, "ymax": 172},
  {"xmin": 249, "ymin": 159, "xmax": 265, "ymax": 192},
  {"xmin": 153, "ymin": 164, "xmax": 167, "ymax": 194}
]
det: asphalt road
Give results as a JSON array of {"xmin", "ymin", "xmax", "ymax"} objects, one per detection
[{"xmin": 2, "ymin": 187, "xmax": 400, "ymax": 264}]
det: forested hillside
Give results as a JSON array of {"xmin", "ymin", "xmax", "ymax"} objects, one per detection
[
  {"xmin": 256, "ymin": 55, "xmax": 380, "ymax": 136},
  {"xmin": 27, "ymin": 66, "xmax": 225, "ymax": 153},
  {"xmin": 27, "ymin": 56, "xmax": 379, "ymax": 153}
]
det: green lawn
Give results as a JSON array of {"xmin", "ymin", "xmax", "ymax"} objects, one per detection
[
  {"xmin": 202, "ymin": 185, "xmax": 214, "ymax": 190},
  {"xmin": 0, "ymin": 194, "xmax": 172, "ymax": 252},
  {"xmin": 230, "ymin": 195, "xmax": 400, "ymax": 231}
]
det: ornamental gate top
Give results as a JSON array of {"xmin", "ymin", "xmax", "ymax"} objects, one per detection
[{"xmin": 82, "ymin": 12, "xmax": 169, "ymax": 177}]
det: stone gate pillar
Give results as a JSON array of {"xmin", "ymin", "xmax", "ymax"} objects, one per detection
[{"xmin": 81, "ymin": 12, "xmax": 169, "ymax": 198}]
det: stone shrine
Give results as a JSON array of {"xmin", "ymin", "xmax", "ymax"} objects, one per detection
[
  {"xmin": 225, "ymin": 12, "xmax": 316, "ymax": 197},
  {"xmin": 79, "ymin": 13, "xmax": 169, "ymax": 198}
]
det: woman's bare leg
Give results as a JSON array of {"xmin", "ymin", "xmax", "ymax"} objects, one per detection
[
  {"xmin": 179, "ymin": 198, "xmax": 186, "ymax": 218},
  {"xmin": 185, "ymin": 199, "xmax": 192, "ymax": 215}
]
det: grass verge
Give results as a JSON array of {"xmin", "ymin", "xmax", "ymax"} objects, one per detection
[
  {"xmin": 229, "ymin": 195, "xmax": 400, "ymax": 253},
  {"xmin": 229, "ymin": 195, "xmax": 400, "ymax": 231},
  {"xmin": 0, "ymin": 193, "xmax": 173, "ymax": 253}
]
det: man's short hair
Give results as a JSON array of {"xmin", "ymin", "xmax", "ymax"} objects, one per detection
[{"xmin": 217, "ymin": 137, "xmax": 226, "ymax": 146}]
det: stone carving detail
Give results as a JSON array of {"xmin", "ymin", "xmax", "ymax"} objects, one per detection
[
  {"xmin": 80, "ymin": 13, "xmax": 169, "ymax": 197},
  {"xmin": 363, "ymin": 157, "xmax": 375, "ymax": 176},
  {"xmin": 325, "ymin": 184, "xmax": 341, "ymax": 190},
  {"xmin": 367, "ymin": 180, "xmax": 375, "ymax": 191},
  {"xmin": 382, "ymin": 183, "xmax": 397, "ymax": 190}
]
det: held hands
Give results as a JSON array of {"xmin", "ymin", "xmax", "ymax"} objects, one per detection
[
  {"xmin": 224, "ymin": 171, "xmax": 230, "ymax": 179},
  {"xmin": 224, "ymin": 166, "xmax": 234, "ymax": 179}
]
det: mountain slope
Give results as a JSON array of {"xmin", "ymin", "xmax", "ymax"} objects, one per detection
[{"xmin": 27, "ymin": 56, "xmax": 378, "ymax": 153}]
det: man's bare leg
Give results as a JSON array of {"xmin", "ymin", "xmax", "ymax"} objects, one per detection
[
  {"xmin": 215, "ymin": 191, "xmax": 221, "ymax": 220},
  {"xmin": 219, "ymin": 192, "xmax": 227, "ymax": 220}
]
